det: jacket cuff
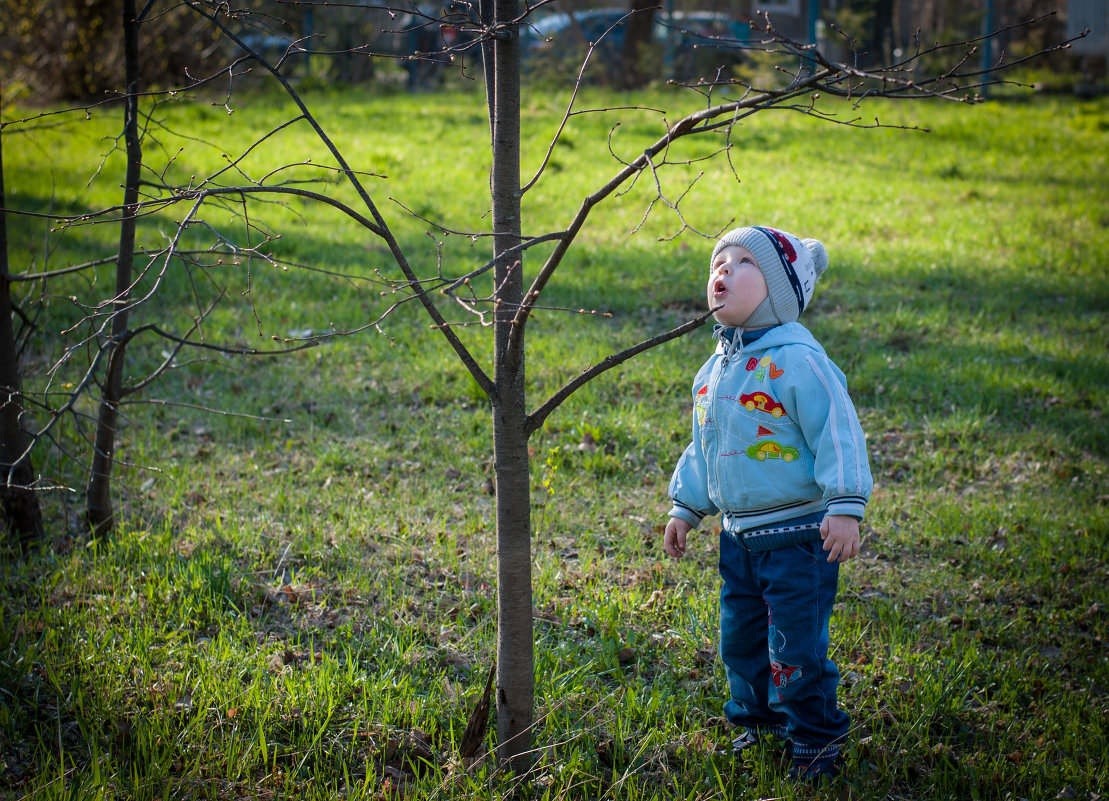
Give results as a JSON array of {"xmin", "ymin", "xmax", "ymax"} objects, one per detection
[
  {"xmin": 826, "ymin": 496, "xmax": 867, "ymax": 521},
  {"xmin": 668, "ymin": 503, "xmax": 702, "ymax": 529}
]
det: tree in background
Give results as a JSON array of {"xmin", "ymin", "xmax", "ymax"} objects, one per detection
[
  {"xmin": 0, "ymin": 113, "xmax": 44, "ymax": 546},
  {"xmin": 84, "ymin": 0, "xmax": 144, "ymax": 536},
  {"xmin": 0, "ymin": 0, "xmax": 226, "ymax": 102},
  {"xmin": 0, "ymin": 0, "xmax": 1080, "ymax": 100},
  {"xmin": 620, "ymin": 1, "xmax": 660, "ymax": 88}
]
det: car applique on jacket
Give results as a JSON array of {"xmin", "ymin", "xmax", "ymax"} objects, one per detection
[
  {"xmin": 746, "ymin": 441, "xmax": 800, "ymax": 462},
  {"xmin": 739, "ymin": 391, "xmax": 786, "ymax": 417},
  {"xmin": 695, "ymin": 385, "xmax": 710, "ymax": 425}
]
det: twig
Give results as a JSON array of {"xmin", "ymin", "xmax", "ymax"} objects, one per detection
[{"xmin": 525, "ymin": 309, "xmax": 716, "ymax": 436}]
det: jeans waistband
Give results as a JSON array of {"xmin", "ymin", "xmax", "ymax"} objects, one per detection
[{"xmin": 725, "ymin": 512, "xmax": 824, "ymax": 552}]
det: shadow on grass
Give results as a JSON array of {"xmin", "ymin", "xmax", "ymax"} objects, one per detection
[{"xmin": 811, "ymin": 260, "xmax": 1107, "ymax": 451}]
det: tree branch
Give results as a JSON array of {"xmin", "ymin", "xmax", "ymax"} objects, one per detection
[
  {"xmin": 184, "ymin": 0, "xmax": 495, "ymax": 397},
  {"xmin": 525, "ymin": 308, "xmax": 715, "ymax": 436}
]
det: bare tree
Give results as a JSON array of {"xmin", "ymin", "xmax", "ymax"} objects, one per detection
[
  {"xmin": 85, "ymin": 0, "xmax": 144, "ymax": 535},
  {"xmin": 0, "ymin": 102, "xmax": 44, "ymax": 545},
  {"xmin": 1, "ymin": 6, "xmax": 328, "ymax": 538}
]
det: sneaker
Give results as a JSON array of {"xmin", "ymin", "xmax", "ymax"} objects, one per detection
[
  {"xmin": 731, "ymin": 730, "xmax": 759, "ymax": 754},
  {"xmin": 788, "ymin": 753, "xmax": 844, "ymax": 785},
  {"xmin": 731, "ymin": 728, "xmax": 789, "ymax": 756}
]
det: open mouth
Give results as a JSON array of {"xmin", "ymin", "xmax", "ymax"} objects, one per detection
[{"xmin": 713, "ymin": 279, "xmax": 726, "ymax": 296}]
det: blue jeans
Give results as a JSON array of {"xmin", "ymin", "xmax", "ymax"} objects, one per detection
[{"xmin": 718, "ymin": 522, "xmax": 849, "ymax": 758}]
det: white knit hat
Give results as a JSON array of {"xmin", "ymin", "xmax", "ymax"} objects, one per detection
[{"xmin": 710, "ymin": 226, "xmax": 829, "ymax": 325}]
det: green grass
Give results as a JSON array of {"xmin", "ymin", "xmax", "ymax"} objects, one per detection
[{"xmin": 1, "ymin": 82, "xmax": 1107, "ymax": 799}]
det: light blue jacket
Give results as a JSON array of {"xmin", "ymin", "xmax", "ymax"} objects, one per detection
[{"xmin": 668, "ymin": 323, "xmax": 872, "ymax": 533}]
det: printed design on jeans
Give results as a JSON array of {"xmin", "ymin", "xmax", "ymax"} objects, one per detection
[
  {"xmin": 695, "ymin": 385, "xmax": 710, "ymax": 425},
  {"xmin": 767, "ymin": 611, "xmax": 803, "ymax": 690},
  {"xmin": 745, "ymin": 355, "xmax": 785, "ymax": 382},
  {"xmin": 757, "ymin": 424, "xmax": 776, "ymax": 438},
  {"xmin": 739, "ymin": 391, "xmax": 787, "ymax": 418},
  {"xmin": 771, "ymin": 659, "xmax": 803, "ymax": 689}
]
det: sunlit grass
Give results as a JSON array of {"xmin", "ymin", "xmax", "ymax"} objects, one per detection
[{"xmin": 1, "ymin": 83, "xmax": 1107, "ymax": 799}]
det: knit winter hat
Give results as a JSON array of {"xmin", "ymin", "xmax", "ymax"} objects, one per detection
[{"xmin": 710, "ymin": 226, "xmax": 829, "ymax": 326}]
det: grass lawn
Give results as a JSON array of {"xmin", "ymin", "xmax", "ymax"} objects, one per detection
[{"xmin": 0, "ymin": 79, "xmax": 1107, "ymax": 800}]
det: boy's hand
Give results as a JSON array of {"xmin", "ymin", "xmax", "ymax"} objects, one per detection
[
  {"xmin": 820, "ymin": 514, "xmax": 860, "ymax": 563},
  {"xmin": 663, "ymin": 517, "xmax": 693, "ymax": 559}
]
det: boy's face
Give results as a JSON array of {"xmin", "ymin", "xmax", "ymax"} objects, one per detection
[{"xmin": 707, "ymin": 244, "xmax": 769, "ymax": 327}]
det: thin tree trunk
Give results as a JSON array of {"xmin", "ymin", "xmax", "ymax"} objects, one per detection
[
  {"xmin": 86, "ymin": 0, "xmax": 141, "ymax": 535},
  {"xmin": 872, "ymin": 0, "xmax": 895, "ymax": 66},
  {"xmin": 0, "ymin": 90, "xmax": 45, "ymax": 545},
  {"xmin": 487, "ymin": 0, "xmax": 534, "ymax": 774},
  {"xmin": 620, "ymin": 0, "xmax": 658, "ymax": 89}
]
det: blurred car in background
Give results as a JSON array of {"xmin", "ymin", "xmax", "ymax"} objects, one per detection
[
  {"xmin": 521, "ymin": 7, "xmax": 749, "ymax": 83},
  {"xmin": 655, "ymin": 10, "xmax": 750, "ymax": 80},
  {"xmin": 521, "ymin": 7, "xmax": 630, "ymax": 63}
]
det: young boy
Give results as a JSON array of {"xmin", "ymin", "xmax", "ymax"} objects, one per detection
[{"xmin": 663, "ymin": 225, "xmax": 873, "ymax": 783}]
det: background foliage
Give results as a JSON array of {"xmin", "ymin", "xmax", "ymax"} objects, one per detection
[
  {"xmin": 0, "ymin": 0, "xmax": 1084, "ymax": 101},
  {"xmin": 0, "ymin": 0, "xmax": 227, "ymax": 101}
]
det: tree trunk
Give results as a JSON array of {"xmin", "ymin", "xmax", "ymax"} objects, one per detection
[
  {"xmin": 871, "ymin": 0, "xmax": 895, "ymax": 66},
  {"xmin": 486, "ymin": 0, "xmax": 534, "ymax": 775},
  {"xmin": 0, "ymin": 97, "xmax": 45, "ymax": 546},
  {"xmin": 620, "ymin": 1, "xmax": 658, "ymax": 89},
  {"xmin": 86, "ymin": 0, "xmax": 141, "ymax": 535}
]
